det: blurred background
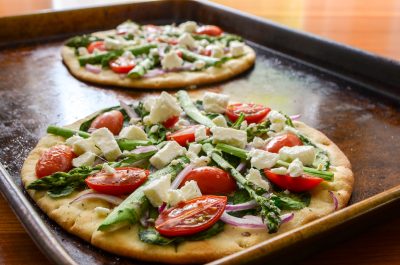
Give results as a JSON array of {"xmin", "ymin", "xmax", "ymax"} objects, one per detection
[{"xmin": 0, "ymin": 0, "xmax": 399, "ymax": 60}]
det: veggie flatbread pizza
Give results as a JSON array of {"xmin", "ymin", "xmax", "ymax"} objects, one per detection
[
  {"xmin": 22, "ymin": 91, "xmax": 353, "ymax": 264},
  {"xmin": 62, "ymin": 21, "xmax": 256, "ymax": 89}
]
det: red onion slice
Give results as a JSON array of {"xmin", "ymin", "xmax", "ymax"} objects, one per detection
[
  {"xmin": 329, "ymin": 191, "xmax": 339, "ymax": 211},
  {"xmin": 235, "ymin": 162, "xmax": 247, "ymax": 172},
  {"xmin": 119, "ymin": 100, "xmax": 138, "ymax": 119},
  {"xmin": 143, "ymin": 68, "xmax": 166, "ymax": 78},
  {"xmin": 170, "ymin": 164, "xmax": 195, "ymax": 190},
  {"xmin": 220, "ymin": 212, "xmax": 266, "ymax": 229},
  {"xmin": 158, "ymin": 202, "xmax": 167, "ymax": 213},
  {"xmin": 280, "ymin": 212, "xmax": 294, "ymax": 224},
  {"xmin": 225, "ymin": 200, "xmax": 257, "ymax": 212},
  {"xmin": 289, "ymin": 114, "xmax": 301, "ymax": 120},
  {"xmin": 70, "ymin": 191, "xmax": 123, "ymax": 205},
  {"xmin": 131, "ymin": 145, "xmax": 158, "ymax": 154},
  {"xmin": 85, "ymin": 64, "xmax": 102, "ymax": 74}
]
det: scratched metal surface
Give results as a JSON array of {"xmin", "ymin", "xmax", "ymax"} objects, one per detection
[{"xmin": 1, "ymin": 1, "xmax": 400, "ymax": 264}]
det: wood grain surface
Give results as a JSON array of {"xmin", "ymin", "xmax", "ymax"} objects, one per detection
[{"xmin": 0, "ymin": 0, "xmax": 399, "ymax": 264}]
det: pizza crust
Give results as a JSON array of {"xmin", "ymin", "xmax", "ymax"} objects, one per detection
[
  {"xmin": 21, "ymin": 120, "xmax": 353, "ymax": 264},
  {"xmin": 61, "ymin": 30, "xmax": 256, "ymax": 89}
]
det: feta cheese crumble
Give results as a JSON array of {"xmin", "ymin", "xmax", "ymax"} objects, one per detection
[
  {"xmin": 161, "ymin": 51, "xmax": 183, "ymax": 70},
  {"xmin": 119, "ymin": 125, "xmax": 148, "ymax": 140},
  {"xmin": 246, "ymin": 168, "xmax": 270, "ymax": 191},
  {"xmin": 279, "ymin": 145, "xmax": 316, "ymax": 166},
  {"xmin": 248, "ymin": 149, "xmax": 279, "ymax": 169},
  {"xmin": 148, "ymin": 92, "xmax": 182, "ymax": 124},
  {"xmin": 150, "ymin": 141, "xmax": 186, "ymax": 169},
  {"xmin": 287, "ymin": 158, "xmax": 304, "ymax": 177},
  {"xmin": 212, "ymin": 127, "xmax": 247, "ymax": 149},
  {"xmin": 203, "ymin": 92, "xmax": 229, "ymax": 113}
]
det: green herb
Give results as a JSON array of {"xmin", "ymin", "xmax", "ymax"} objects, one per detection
[
  {"xmin": 272, "ymin": 192, "xmax": 311, "ymax": 210},
  {"xmin": 65, "ymin": 35, "xmax": 102, "ymax": 48},
  {"xmin": 127, "ymin": 57, "xmax": 156, "ymax": 78},
  {"xmin": 177, "ymin": 90, "xmax": 215, "ymax": 128},
  {"xmin": 117, "ymin": 139, "xmax": 152, "ymax": 151},
  {"xmin": 98, "ymin": 157, "xmax": 189, "ymax": 231},
  {"xmin": 246, "ymin": 121, "xmax": 271, "ymax": 141},
  {"xmin": 202, "ymin": 143, "xmax": 281, "ymax": 233},
  {"xmin": 145, "ymin": 124, "xmax": 167, "ymax": 144},
  {"xmin": 133, "ymin": 101, "xmax": 150, "ymax": 119}
]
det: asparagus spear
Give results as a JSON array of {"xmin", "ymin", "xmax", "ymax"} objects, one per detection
[
  {"xmin": 46, "ymin": 125, "xmax": 152, "ymax": 151},
  {"xmin": 202, "ymin": 143, "xmax": 281, "ymax": 233},
  {"xmin": 98, "ymin": 157, "xmax": 189, "ymax": 231},
  {"xmin": 176, "ymin": 90, "xmax": 215, "ymax": 128},
  {"xmin": 215, "ymin": 143, "xmax": 334, "ymax": 181},
  {"xmin": 127, "ymin": 43, "xmax": 157, "ymax": 55},
  {"xmin": 127, "ymin": 57, "xmax": 155, "ymax": 78},
  {"xmin": 178, "ymin": 48, "xmax": 223, "ymax": 66}
]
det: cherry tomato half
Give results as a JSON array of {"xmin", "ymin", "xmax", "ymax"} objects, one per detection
[
  {"xmin": 264, "ymin": 169, "xmax": 323, "ymax": 192},
  {"xmin": 226, "ymin": 103, "xmax": 271, "ymax": 124},
  {"xmin": 166, "ymin": 125, "xmax": 210, "ymax": 146},
  {"xmin": 87, "ymin": 41, "xmax": 106, "ymax": 53},
  {"xmin": 180, "ymin": 166, "xmax": 237, "ymax": 195},
  {"xmin": 35, "ymin": 145, "xmax": 76, "ymax": 178},
  {"xmin": 155, "ymin": 195, "xmax": 227, "ymax": 237},
  {"xmin": 266, "ymin": 133, "xmax": 303, "ymax": 153},
  {"xmin": 109, "ymin": 57, "xmax": 136, "ymax": 74},
  {"xmin": 162, "ymin": 116, "xmax": 179, "ymax": 129},
  {"xmin": 89, "ymin": 110, "xmax": 124, "ymax": 135},
  {"xmin": 195, "ymin": 25, "xmax": 223, "ymax": 36},
  {"xmin": 85, "ymin": 167, "xmax": 149, "ymax": 195}
]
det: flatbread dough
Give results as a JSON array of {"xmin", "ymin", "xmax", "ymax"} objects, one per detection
[
  {"xmin": 21, "ymin": 119, "xmax": 353, "ymax": 264},
  {"xmin": 61, "ymin": 29, "xmax": 256, "ymax": 89}
]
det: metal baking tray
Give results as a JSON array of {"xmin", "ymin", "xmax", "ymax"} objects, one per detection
[{"xmin": 1, "ymin": 0, "xmax": 399, "ymax": 264}]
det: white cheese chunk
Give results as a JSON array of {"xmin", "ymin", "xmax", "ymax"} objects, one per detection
[
  {"xmin": 212, "ymin": 127, "xmax": 247, "ymax": 149},
  {"xmin": 179, "ymin": 21, "xmax": 198, "ymax": 33},
  {"xmin": 116, "ymin": 21, "xmax": 139, "ymax": 34},
  {"xmin": 143, "ymin": 96, "xmax": 157, "ymax": 112},
  {"xmin": 78, "ymin": 47, "xmax": 89, "ymax": 56},
  {"xmin": 178, "ymin": 33, "xmax": 196, "ymax": 49},
  {"xmin": 203, "ymin": 92, "xmax": 229, "ymax": 113},
  {"xmin": 246, "ymin": 168, "xmax": 270, "ymax": 191},
  {"xmin": 248, "ymin": 149, "xmax": 279, "ymax": 169},
  {"xmin": 188, "ymin": 143, "xmax": 202, "ymax": 155},
  {"xmin": 230, "ymin": 41, "xmax": 245, "ymax": 57},
  {"xmin": 206, "ymin": 44, "xmax": 224, "ymax": 58},
  {"xmin": 180, "ymin": 180, "xmax": 202, "ymax": 200},
  {"xmin": 212, "ymin": 115, "xmax": 228, "ymax": 127},
  {"xmin": 198, "ymin": 39, "xmax": 209, "ymax": 47},
  {"xmin": 121, "ymin": 50, "xmax": 135, "ymax": 60},
  {"xmin": 150, "ymin": 141, "xmax": 186, "ymax": 169},
  {"xmin": 167, "ymin": 189, "xmax": 185, "ymax": 206},
  {"xmin": 143, "ymin": 174, "xmax": 171, "ymax": 207},
  {"xmin": 150, "ymin": 125, "xmax": 159, "ymax": 133},
  {"xmin": 91, "ymin": 128, "xmax": 122, "ymax": 161},
  {"xmin": 288, "ymin": 158, "xmax": 304, "ymax": 177},
  {"xmin": 72, "ymin": 152, "xmax": 96, "ymax": 167},
  {"xmin": 194, "ymin": 125, "xmax": 208, "ymax": 142},
  {"xmin": 102, "ymin": 163, "xmax": 116, "ymax": 174},
  {"xmin": 270, "ymin": 167, "xmax": 288, "ymax": 175},
  {"xmin": 72, "ymin": 138, "xmax": 101, "ymax": 155},
  {"xmin": 240, "ymin": 120, "xmax": 248, "ymax": 130},
  {"xmin": 249, "ymin": 137, "xmax": 266, "ymax": 149},
  {"xmin": 279, "ymin": 145, "xmax": 316, "ymax": 166},
  {"xmin": 94, "ymin": 206, "xmax": 111, "ymax": 216},
  {"xmin": 193, "ymin": 60, "xmax": 206, "ymax": 70},
  {"xmin": 148, "ymin": 92, "xmax": 182, "ymax": 124},
  {"xmin": 267, "ymin": 110, "xmax": 287, "ymax": 133},
  {"xmin": 192, "ymin": 156, "xmax": 210, "ymax": 167},
  {"xmin": 104, "ymin": 38, "xmax": 123, "ymax": 50},
  {"xmin": 119, "ymin": 125, "xmax": 148, "ymax": 140},
  {"xmin": 186, "ymin": 151, "xmax": 199, "ymax": 162},
  {"xmin": 65, "ymin": 135, "xmax": 83, "ymax": 147},
  {"xmin": 161, "ymin": 51, "xmax": 183, "ymax": 70}
]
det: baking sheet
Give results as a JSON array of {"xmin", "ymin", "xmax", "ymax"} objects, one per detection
[{"xmin": 0, "ymin": 0, "xmax": 399, "ymax": 264}]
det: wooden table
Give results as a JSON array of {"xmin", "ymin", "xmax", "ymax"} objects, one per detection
[{"xmin": 1, "ymin": 0, "xmax": 400, "ymax": 264}]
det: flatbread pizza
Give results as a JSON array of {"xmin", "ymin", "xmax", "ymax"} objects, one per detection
[
  {"xmin": 62, "ymin": 21, "xmax": 256, "ymax": 89},
  {"xmin": 22, "ymin": 91, "xmax": 353, "ymax": 264}
]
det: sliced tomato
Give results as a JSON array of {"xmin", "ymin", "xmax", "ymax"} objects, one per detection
[
  {"xmin": 196, "ymin": 25, "xmax": 223, "ymax": 36},
  {"xmin": 87, "ymin": 41, "xmax": 106, "ymax": 53},
  {"xmin": 266, "ymin": 133, "xmax": 303, "ymax": 153},
  {"xmin": 180, "ymin": 167, "xmax": 237, "ymax": 195},
  {"xmin": 200, "ymin": 49, "xmax": 212, "ymax": 57},
  {"xmin": 155, "ymin": 195, "xmax": 227, "ymax": 237},
  {"xmin": 162, "ymin": 116, "xmax": 179, "ymax": 129},
  {"xmin": 166, "ymin": 125, "xmax": 210, "ymax": 146},
  {"xmin": 176, "ymin": 50, "xmax": 183, "ymax": 58},
  {"xmin": 158, "ymin": 37, "xmax": 178, "ymax": 45},
  {"xmin": 90, "ymin": 110, "xmax": 124, "ymax": 135},
  {"xmin": 109, "ymin": 56, "xmax": 136, "ymax": 74},
  {"xmin": 85, "ymin": 167, "xmax": 149, "ymax": 195},
  {"xmin": 35, "ymin": 145, "xmax": 76, "ymax": 178},
  {"xmin": 226, "ymin": 103, "xmax": 271, "ymax": 124},
  {"xmin": 264, "ymin": 169, "xmax": 323, "ymax": 192}
]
